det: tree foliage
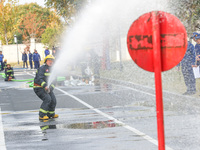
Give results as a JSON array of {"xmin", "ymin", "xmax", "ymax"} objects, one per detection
[
  {"xmin": 17, "ymin": 3, "xmax": 62, "ymax": 42},
  {"xmin": 0, "ymin": 0, "xmax": 18, "ymax": 45},
  {"xmin": 0, "ymin": 2, "xmax": 62, "ymax": 45},
  {"xmin": 45, "ymin": 0, "xmax": 88, "ymax": 24},
  {"xmin": 169, "ymin": 0, "xmax": 200, "ymax": 33},
  {"xmin": 41, "ymin": 26, "xmax": 62, "ymax": 48},
  {"xmin": 18, "ymin": 12, "xmax": 45, "ymax": 40}
]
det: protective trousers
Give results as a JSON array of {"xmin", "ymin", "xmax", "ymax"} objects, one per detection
[
  {"xmin": 181, "ymin": 64, "xmax": 196, "ymax": 92},
  {"xmin": 34, "ymin": 61, "xmax": 40, "ymax": 69},
  {"xmin": 34, "ymin": 88, "xmax": 57, "ymax": 118},
  {"xmin": 29, "ymin": 61, "xmax": 33, "ymax": 69}
]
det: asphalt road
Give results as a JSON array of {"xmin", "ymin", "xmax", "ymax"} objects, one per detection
[{"xmin": 0, "ymin": 69, "xmax": 200, "ymax": 150}]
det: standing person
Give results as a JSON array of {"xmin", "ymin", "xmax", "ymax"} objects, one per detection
[
  {"xmin": 44, "ymin": 47, "xmax": 50, "ymax": 57},
  {"xmin": 0, "ymin": 51, "xmax": 4, "ymax": 71},
  {"xmin": 52, "ymin": 49, "xmax": 56, "ymax": 58},
  {"xmin": 22, "ymin": 51, "xmax": 28, "ymax": 68},
  {"xmin": 194, "ymin": 34, "xmax": 200, "ymax": 62},
  {"xmin": 33, "ymin": 49, "xmax": 36, "ymax": 69},
  {"xmin": 33, "ymin": 50, "xmax": 41, "ymax": 69},
  {"xmin": 33, "ymin": 55, "xmax": 58, "ymax": 120},
  {"xmin": 180, "ymin": 41, "xmax": 196, "ymax": 95},
  {"xmin": 191, "ymin": 32, "xmax": 200, "ymax": 65},
  {"xmin": 28, "ymin": 51, "xmax": 33, "ymax": 69},
  {"xmin": 2, "ymin": 59, "xmax": 7, "ymax": 70}
]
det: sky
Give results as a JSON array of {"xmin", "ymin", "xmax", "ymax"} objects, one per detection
[{"xmin": 18, "ymin": 0, "xmax": 45, "ymax": 7}]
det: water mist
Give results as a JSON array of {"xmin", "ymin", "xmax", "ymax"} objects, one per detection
[{"xmin": 48, "ymin": 0, "xmax": 171, "ymax": 86}]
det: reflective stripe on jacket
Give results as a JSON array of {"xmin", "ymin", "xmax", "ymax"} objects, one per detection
[{"xmin": 34, "ymin": 64, "xmax": 55, "ymax": 89}]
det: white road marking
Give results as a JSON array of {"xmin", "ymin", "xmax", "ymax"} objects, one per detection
[
  {"xmin": 0, "ymin": 107, "xmax": 6, "ymax": 150},
  {"xmin": 55, "ymin": 87, "xmax": 173, "ymax": 150},
  {"xmin": 27, "ymin": 72, "xmax": 173, "ymax": 149}
]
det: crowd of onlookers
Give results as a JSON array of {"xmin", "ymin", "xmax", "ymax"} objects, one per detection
[
  {"xmin": 22, "ymin": 47, "xmax": 53, "ymax": 69},
  {"xmin": 0, "ymin": 46, "xmax": 58, "ymax": 81},
  {"xmin": 0, "ymin": 46, "xmax": 58, "ymax": 71}
]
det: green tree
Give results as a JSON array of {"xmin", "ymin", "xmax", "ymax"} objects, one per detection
[
  {"xmin": 169, "ymin": 0, "xmax": 200, "ymax": 33},
  {"xmin": 17, "ymin": 3, "xmax": 62, "ymax": 42},
  {"xmin": 45, "ymin": 0, "xmax": 88, "ymax": 24},
  {"xmin": 41, "ymin": 28, "xmax": 57, "ymax": 48},
  {"xmin": 0, "ymin": 0, "xmax": 18, "ymax": 45}
]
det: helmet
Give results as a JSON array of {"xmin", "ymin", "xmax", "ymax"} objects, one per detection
[
  {"xmin": 190, "ymin": 32, "xmax": 198, "ymax": 39},
  {"xmin": 44, "ymin": 55, "xmax": 55, "ymax": 63}
]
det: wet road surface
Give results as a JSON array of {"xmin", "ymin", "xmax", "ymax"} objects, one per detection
[{"xmin": 0, "ymin": 69, "xmax": 200, "ymax": 150}]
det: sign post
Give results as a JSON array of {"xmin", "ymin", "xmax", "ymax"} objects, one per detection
[
  {"xmin": 152, "ymin": 11, "xmax": 165, "ymax": 150},
  {"xmin": 127, "ymin": 11, "xmax": 187, "ymax": 150}
]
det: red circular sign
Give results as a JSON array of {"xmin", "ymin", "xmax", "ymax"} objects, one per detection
[{"xmin": 127, "ymin": 11, "xmax": 187, "ymax": 72}]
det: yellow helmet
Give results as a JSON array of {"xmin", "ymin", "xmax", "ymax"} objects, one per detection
[{"xmin": 44, "ymin": 55, "xmax": 55, "ymax": 63}]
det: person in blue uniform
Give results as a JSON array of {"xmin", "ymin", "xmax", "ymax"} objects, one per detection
[
  {"xmin": 28, "ymin": 51, "xmax": 33, "ymax": 69},
  {"xmin": 0, "ymin": 51, "xmax": 4, "ymax": 71},
  {"xmin": 190, "ymin": 32, "xmax": 198, "ymax": 42},
  {"xmin": 44, "ymin": 47, "xmax": 50, "ymax": 57},
  {"xmin": 180, "ymin": 41, "xmax": 196, "ymax": 95},
  {"xmin": 33, "ymin": 50, "xmax": 41, "ymax": 69},
  {"xmin": 191, "ymin": 32, "xmax": 200, "ymax": 65},
  {"xmin": 194, "ymin": 34, "xmax": 200, "ymax": 63},
  {"xmin": 22, "ymin": 51, "xmax": 28, "ymax": 68}
]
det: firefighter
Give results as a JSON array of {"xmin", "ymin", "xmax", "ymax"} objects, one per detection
[
  {"xmin": 33, "ymin": 55, "xmax": 58, "ymax": 120},
  {"xmin": 3, "ymin": 59, "xmax": 7, "ymax": 70},
  {"xmin": 5, "ymin": 64, "xmax": 15, "ymax": 81}
]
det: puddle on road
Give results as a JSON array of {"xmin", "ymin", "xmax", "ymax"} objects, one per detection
[
  {"xmin": 39, "ymin": 120, "xmax": 121, "ymax": 141},
  {"xmin": 65, "ymin": 120, "xmax": 121, "ymax": 129},
  {"xmin": 40, "ymin": 120, "xmax": 122, "ymax": 131}
]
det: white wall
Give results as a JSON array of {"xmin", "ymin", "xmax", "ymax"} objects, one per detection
[{"xmin": 1, "ymin": 43, "xmax": 49, "ymax": 63}]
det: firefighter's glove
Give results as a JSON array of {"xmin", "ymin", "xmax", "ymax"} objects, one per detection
[
  {"xmin": 49, "ymin": 84, "xmax": 55, "ymax": 92},
  {"xmin": 45, "ymin": 86, "xmax": 50, "ymax": 93}
]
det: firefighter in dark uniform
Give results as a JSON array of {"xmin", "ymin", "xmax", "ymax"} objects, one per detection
[
  {"xmin": 33, "ymin": 55, "xmax": 58, "ymax": 120},
  {"xmin": 4, "ymin": 64, "xmax": 15, "ymax": 81}
]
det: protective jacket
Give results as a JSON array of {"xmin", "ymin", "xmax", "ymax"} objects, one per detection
[
  {"xmin": 181, "ymin": 41, "xmax": 195, "ymax": 66},
  {"xmin": 22, "ymin": 53, "xmax": 28, "ymax": 61},
  {"xmin": 5, "ymin": 67, "xmax": 14, "ymax": 77},
  {"xmin": 33, "ymin": 64, "xmax": 56, "ymax": 118},
  {"xmin": 33, "ymin": 53, "xmax": 41, "ymax": 62},
  {"xmin": 0, "ymin": 54, "xmax": 3, "ymax": 61},
  {"xmin": 29, "ymin": 53, "xmax": 33, "ymax": 61},
  {"xmin": 45, "ymin": 49, "xmax": 50, "ymax": 57},
  {"xmin": 34, "ymin": 64, "xmax": 54, "ymax": 89}
]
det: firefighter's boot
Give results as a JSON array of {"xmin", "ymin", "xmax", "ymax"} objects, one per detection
[
  {"xmin": 39, "ymin": 115, "xmax": 49, "ymax": 120},
  {"xmin": 52, "ymin": 114, "xmax": 59, "ymax": 118}
]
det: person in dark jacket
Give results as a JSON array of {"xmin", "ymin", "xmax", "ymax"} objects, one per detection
[
  {"xmin": 44, "ymin": 47, "xmax": 50, "ymax": 57},
  {"xmin": 4, "ymin": 64, "xmax": 15, "ymax": 81},
  {"xmin": 28, "ymin": 51, "xmax": 33, "ymax": 69},
  {"xmin": 22, "ymin": 51, "xmax": 28, "ymax": 68},
  {"xmin": 0, "ymin": 51, "xmax": 4, "ymax": 71},
  {"xmin": 180, "ymin": 41, "xmax": 196, "ymax": 95},
  {"xmin": 33, "ymin": 55, "xmax": 58, "ymax": 120},
  {"xmin": 33, "ymin": 50, "xmax": 41, "ymax": 69},
  {"xmin": 2, "ymin": 59, "xmax": 7, "ymax": 70}
]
